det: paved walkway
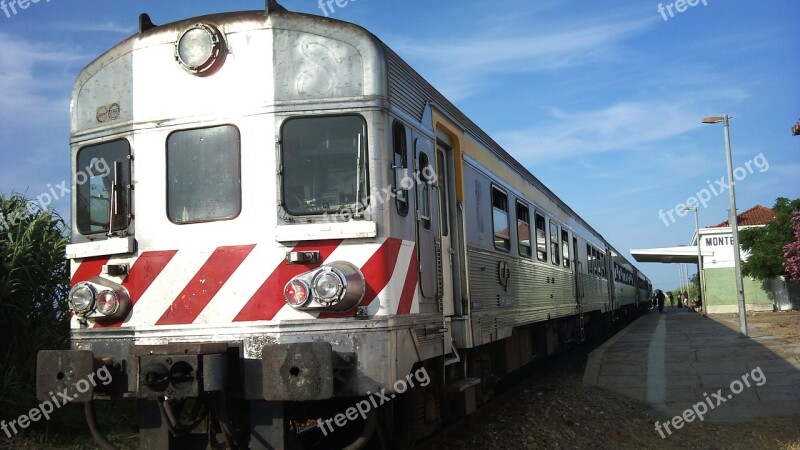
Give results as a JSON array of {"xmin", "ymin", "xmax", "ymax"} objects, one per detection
[{"xmin": 584, "ymin": 307, "xmax": 800, "ymax": 421}]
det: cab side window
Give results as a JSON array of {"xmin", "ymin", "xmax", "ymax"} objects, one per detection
[{"xmin": 392, "ymin": 121, "xmax": 409, "ymax": 216}]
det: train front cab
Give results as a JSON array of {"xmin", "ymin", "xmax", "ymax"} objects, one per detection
[{"xmin": 34, "ymin": 11, "xmax": 461, "ymax": 449}]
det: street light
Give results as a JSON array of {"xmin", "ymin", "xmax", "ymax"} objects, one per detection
[
  {"xmin": 702, "ymin": 115, "xmax": 748, "ymax": 337},
  {"xmin": 683, "ymin": 205, "xmax": 707, "ymax": 317}
]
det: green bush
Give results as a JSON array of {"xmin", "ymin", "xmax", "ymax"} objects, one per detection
[{"xmin": 0, "ymin": 193, "xmax": 70, "ymax": 420}]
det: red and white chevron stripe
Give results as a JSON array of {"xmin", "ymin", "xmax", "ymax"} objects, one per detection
[{"xmin": 70, "ymin": 238, "xmax": 419, "ymax": 328}]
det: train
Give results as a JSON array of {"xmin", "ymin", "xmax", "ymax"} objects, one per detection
[{"xmin": 36, "ymin": 3, "xmax": 652, "ymax": 449}]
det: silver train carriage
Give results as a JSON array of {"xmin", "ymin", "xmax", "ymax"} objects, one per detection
[{"xmin": 37, "ymin": 3, "xmax": 652, "ymax": 449}]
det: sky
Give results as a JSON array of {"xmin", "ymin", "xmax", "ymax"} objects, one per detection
[{"xmin": 0, "ymin": 0, "xmax": 798, "ymax": 290}]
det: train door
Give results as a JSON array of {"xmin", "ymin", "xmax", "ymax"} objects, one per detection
[
  {"xmin": 606, "ymin": 247, "xmax": 616, "ymax": 313},
  {"xmin": 436, "ymin": 145, "xmax": 456, "ymax": 316},
  {"xmin": 415, "ymin": 138, "xmax": 440, "ymax": 303},
  {"xmin": 574, "ymin": 236, "xmax": 586, "ymax": 341},
  {"xmin": 574, "ymin": 236, "xmax": 584, "ymax": 306}
]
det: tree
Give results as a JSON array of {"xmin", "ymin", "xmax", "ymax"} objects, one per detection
[
  {"xmin": 739, "ymin": 197, "xmax": 800, "ymax": 281},
  {"xmin": 784, "ymin": 212, "xmax": 800, "ymax": 281},
  {"xmin": 674, "ymin": 273, "xmax": 700, "ymax": 300},
  {"xmin": 0, "ymin": 193, "xmax": 70, "ymax": 418}
]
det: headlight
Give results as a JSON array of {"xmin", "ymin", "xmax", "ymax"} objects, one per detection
[
  {"xmin": 96, "ymin": 290, "xmax": 120, "ymax": 316},
  {"xmin": 283, "ymin": 279, "xmax": 310, "ymax": 307},
  {"xmin": 175, "ymin": 23, "xmax": 226, "ymax": 76},
  {"xmin": 69, "ymin": 276, "xmax": 131, "ymax": 321},
  {"xmin": 313, "ymin": 271, "xmax": 344, "ymax": 304},
  {"xmin": 282, "ymin": 262, "xmax": 366, "ymax": 312},
  {"xmin": 69, "ymin": 283, "xmax": 96, "ymax": 315}
]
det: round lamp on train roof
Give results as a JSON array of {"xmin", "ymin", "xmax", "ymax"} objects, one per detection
[{"xmin": 175, "ymin": 23, "xmax": 227, "ymax": 76}]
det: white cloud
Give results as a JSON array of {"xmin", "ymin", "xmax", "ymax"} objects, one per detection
[
  {"xmin": 387, "ymin": 16, "xmax": 654, "ymax": 101},
  {"xmin": 0, "ymin": 32, "xmax": 85, "ymax": 122},
  {"xmin": 0, "ymin": 33, "xmax": 85, "ymax": 196},
  {"xmin": 494, "ymin": 86, "xmax": 748, "ymax": 165}
]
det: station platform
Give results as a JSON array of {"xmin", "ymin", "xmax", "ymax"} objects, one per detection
[{"xmin": 583, "ymin": 307, "xmax": 800, "ymax": 421}]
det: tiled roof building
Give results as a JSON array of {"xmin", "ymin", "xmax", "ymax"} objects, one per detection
[{"xmin": 712, "ymin": 205, "xmax": 776, "ymax": 228}]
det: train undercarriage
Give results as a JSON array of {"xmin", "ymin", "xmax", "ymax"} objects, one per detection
[{"xmin": 37, "ymin": 308, "xmax": 644, "ymax": 449}]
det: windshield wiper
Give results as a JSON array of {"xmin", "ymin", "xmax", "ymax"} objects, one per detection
[
  {"xmin": 353, "ymin": 132, "xmax": 365, "ymax": 218},
  {"xmin": 107, "ymin": 161, "xmax": 122, "ymax": 236}
]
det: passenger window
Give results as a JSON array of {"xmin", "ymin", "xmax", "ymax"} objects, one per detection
[
  {"xmin": 517, "ymin": 202, "xmax": 531, "ymax": 258},
  {"xmin": 550, "ymin": 221, "xmax": 560, "ymax": 266},
  {"xmin": 492, "ymin": 187, "xmax": 510, "ymax": 252},
  {"xmin": 562, "ymin": 228, "xmax": 570, "ymax": 268},
  {"xmin": 536, "ymin": 212, "xmax": 547, "ymax": 262}
]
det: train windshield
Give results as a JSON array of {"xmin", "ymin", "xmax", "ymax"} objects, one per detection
[
  {"xmin": 76, "ymin": 139, "xmax": 131, "ymax": 236},
  {"xmin": 167, "ymin": 125, "xmax": 242, "ymax": 224},
  {"xmin": 281, "ymin": 115, "xmax": 369, "ymax": 217}
]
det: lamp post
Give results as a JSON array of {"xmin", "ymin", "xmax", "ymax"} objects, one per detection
[
  {"xmin": 702, "ymin": 115, "xmax": 748, "ymax": 337},
  {"xmin": 683, "ymin": 263, "xmax": 689, "ymax": 306},
  {"xmin": 683, "ymin": 205, "xmax": 706, "ymax": 317}
]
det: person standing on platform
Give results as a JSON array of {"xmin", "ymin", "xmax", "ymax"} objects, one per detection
[{"xmin": 656, "ymin": 289, "xmax": 665, "ymax": 313}]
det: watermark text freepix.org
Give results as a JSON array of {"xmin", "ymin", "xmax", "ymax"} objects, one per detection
[
  {"xmin": 316, "ymin": 367, "xmax": 430, "ymax": 436},
  {"xmin": 1, "ymin": 366, "xmax": 113, "ymax": 438},
  {"xmin": 658, "ymin": 0, "xmax": 709, "ymax": 21},
  {"xmin": 654, "ymin": 366, "xmax": 766, "ymax": 439},
  {"xmin": 1, "ymin": 0, "xmax": 52, "ymax": 19},
  {"xmin": 317, "ymin": 0, "xmax": 355, "ymax": 17},
  {"xmin": 658, "ymin": 152, "xmax": 768, "ymax": 227}
]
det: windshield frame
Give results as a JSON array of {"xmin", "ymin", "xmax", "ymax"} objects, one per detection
[
  {"xmin": 75, "ymin": 138, "xmax": 132, "ymax": 237},
  {"xmin": 279, "ymin": 114, "xmax": 370, "ymax": 218}
]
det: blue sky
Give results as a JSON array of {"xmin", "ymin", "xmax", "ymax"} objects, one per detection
[{"xmin": 1, "ymin": 0, "xmax": 798, "ymax": 289}]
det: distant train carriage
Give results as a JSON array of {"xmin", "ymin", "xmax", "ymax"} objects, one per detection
[{"xmin": 37, "ymin": 4, "xmax": 651, "ymax": 449}]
